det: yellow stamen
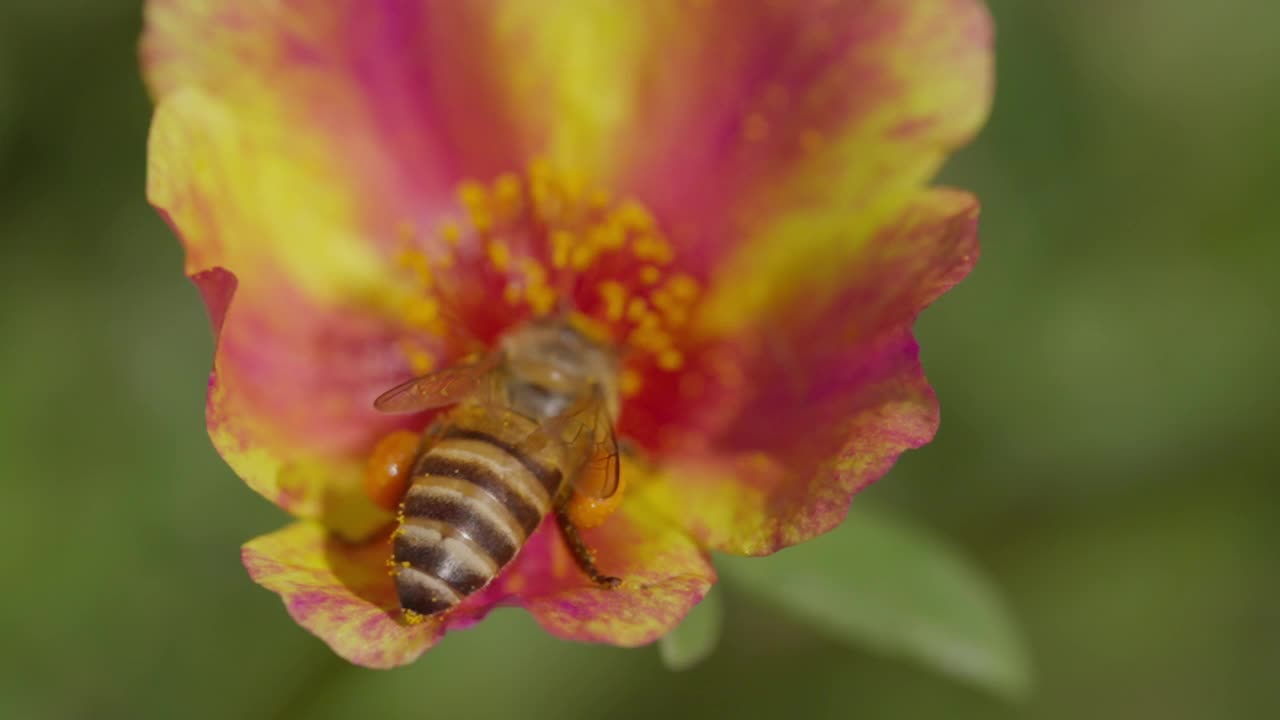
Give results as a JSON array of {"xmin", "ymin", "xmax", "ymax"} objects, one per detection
[
  {"xmin": 438, "ymin": 220, "xmax": 461, "ymax": 244},
  {"xmin": 527, "ymin": 284, "xmax": 557, "ymax": 315},
  {"xmin": 457, "ymin": 181, "xmax": 492, "ymax": 231},
  {"xmin": 632, "ymin": 234, "xmax": 674, "ymax": 264},
  {"xmin": 620, "ymin": 368, "xmax": 643, "ymax": 397},
  {"xmin": 599, "ymin": 281, "xmax": 628, "ymax": 323},
  {"xmin": 570, "ymin": 243, "xmax": 596, "ymax": 270},
  {"xmin": 614, "ymin": 200, "xmax": 655, "ymax": 232},
  {"xmin": 589, "ymin": 222, "xmax": 626, "ymax": 251},
  {"xmin": 404, "ymin": 297, "xmax": 439, "ymax": 328},
  {"xmin": 568, "ymin": 313, "xmax": 614, "ymax": 346},
  {"xmin": 398, "ymin": 340, "xmax": 436, "ymax": 374},
  {"xmin": 626, "ymin": 297, "xmax": 650, "ymax": 323},
  {"xmin": 486, "ymin": 239, "xmax": 512, "ymax": 271},
  {"xmin": 492, "ymin": 172, "xmax": 523, "ymax": 220},
  {"xmin": 668, "ymin": 273, "xmax": 700, "ymax": 301},
  {"xmin": 658, "ymin": 348, "xmax": 684, "ymax": 371},
  {"xmin": 551, "ymin": 230, "xmax": 575, "ymax": 269},
  {"xmin": 519, "ymin": 258, "xmax": 548, "ymax": 285},
  {"xmin": 394, "ymin": 163, "xmax": 705, "ymax": 380}
]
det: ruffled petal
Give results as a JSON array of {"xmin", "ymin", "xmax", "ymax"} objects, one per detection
[
  {"xmin": 246, "ymin": 464, "xmax": 714, "ymax": 664},
  {"xmin": 151, "ymin": 89, "xmax": 451, "ymax": 538},
  {"xmin": 481, "ymin": 464, "xmax": 715, "ymax": 646},
  {"xmin": 642, "ymin": 190, "xmax": 980, "ymax": 555},
  {"xmin": 146, "ymin": 1, "xmax": 991, "ymax": 285},
  {"xmin": 196, "ymin": 263, "xmax": 420, "ymax": 539},
  {"xmin": 142, "ymin": 0, "xmax": 531, "ymax": 214},
  {"xmin": 495, "ymin": 0, "xmax": 991, "ymax": 280},
  {"xmin": 242, "ymin": 522, "xmax": 442, "ymax": 669}
]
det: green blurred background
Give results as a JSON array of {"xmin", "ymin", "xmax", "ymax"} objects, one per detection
[{"xmin": 2, "ymin": 2, "xmax": 1276, "ymax": 718}]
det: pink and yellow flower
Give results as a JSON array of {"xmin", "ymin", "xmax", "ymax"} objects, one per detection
[{"xmin": 143, "ymin": 0, "xmax": 993, "ymax": 668}]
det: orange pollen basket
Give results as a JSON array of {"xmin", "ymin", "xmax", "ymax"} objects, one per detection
[{"xmin": 363, "ymin": 430, "xmax": 421, "ymax": 512}]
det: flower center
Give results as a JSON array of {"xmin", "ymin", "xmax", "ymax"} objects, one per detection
[{"xmin": 393, "ymin": 160, "xmax": 702, "ymax": 394}]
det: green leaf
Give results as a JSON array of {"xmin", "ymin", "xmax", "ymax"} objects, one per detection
[
  {"xmin": 658, "ymin": 583, "xmax": 724, "ymax": 671},
  {"xmin": 718, "ymin": 506, "xmax": 1031, "ymax": 700}
]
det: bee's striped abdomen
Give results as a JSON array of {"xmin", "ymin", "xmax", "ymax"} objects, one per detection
[{"xmin": 393, "ymin": 424, "xmax": 563, "ymax": 618}]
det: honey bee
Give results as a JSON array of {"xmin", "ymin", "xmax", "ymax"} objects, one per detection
[{"xmin": 370, "ymin": 319, "xmax": 625, "ymax": 621}]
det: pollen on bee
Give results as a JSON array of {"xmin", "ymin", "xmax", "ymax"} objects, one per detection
[
  {"xmin": 567, "ymin": 466, "xmax": 627, "ymax": 529},
  {"xmin": 402, "ymin": 610, "xmax": 428, "ymax": 626}
]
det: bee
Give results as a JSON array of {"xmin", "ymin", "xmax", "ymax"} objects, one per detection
[{"xmin": 368, "ymin": 318, "xmax": 625, "ymax": 622}]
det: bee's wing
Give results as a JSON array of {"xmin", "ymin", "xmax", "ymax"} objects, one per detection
[
  {"xmin": 573, "ymin": 411, "xmax": 621, "ymax": 501},
  {"xmin": 554, "ymin": 387, "xmax": 621, "ymax": 501},
  {"xmin": 373, "ymin": 353, "xmax": 499, "ymax": 413}
]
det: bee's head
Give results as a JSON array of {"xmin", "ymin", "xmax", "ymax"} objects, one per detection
[{"xmin": 499, "ymin": 319, "xmax": 621, "ymax": 420}]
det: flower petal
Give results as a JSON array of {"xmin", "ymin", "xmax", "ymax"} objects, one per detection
[
  {"xmin": 242, "ymin": 521, "xmax": 442, "ymax": 669},
  {"xmin": 198, "ymin": 263, "xmax": 422, "ymax": 539},
  {"xmin": 642, "ymin": 190, "xmax": 980, "ymax": 555},
  {"xmin": 151, "ymin": 89, "xmax": 452, "ymax": 538},
  {"xmin": 476, "ymin": 462, "xmax": 715, "ymax": 646},
  {"xmin": 575, "ymin": 0, "xmax": 990, "ymax": 288},
  {"xmin": 142, "ymin": 0, "xmax": 529, "ymax": 214},
  {"xmin": 246, "ymin": 466, "xmax": 715, "ymax": 664}
]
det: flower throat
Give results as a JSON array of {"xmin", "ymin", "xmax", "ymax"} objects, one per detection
[{"xmin": 392, "ymin": 160, "xmax": 702, "ymax": 396}]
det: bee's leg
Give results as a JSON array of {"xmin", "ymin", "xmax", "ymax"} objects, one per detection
[{"xmin": 554, "ymin": 508, "xmax": 622, "ymax": 589}]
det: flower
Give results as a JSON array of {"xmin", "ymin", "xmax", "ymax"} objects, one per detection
[{"xmin": 142, "ymin": 0, "xmax": 993, "ymax": 668}]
